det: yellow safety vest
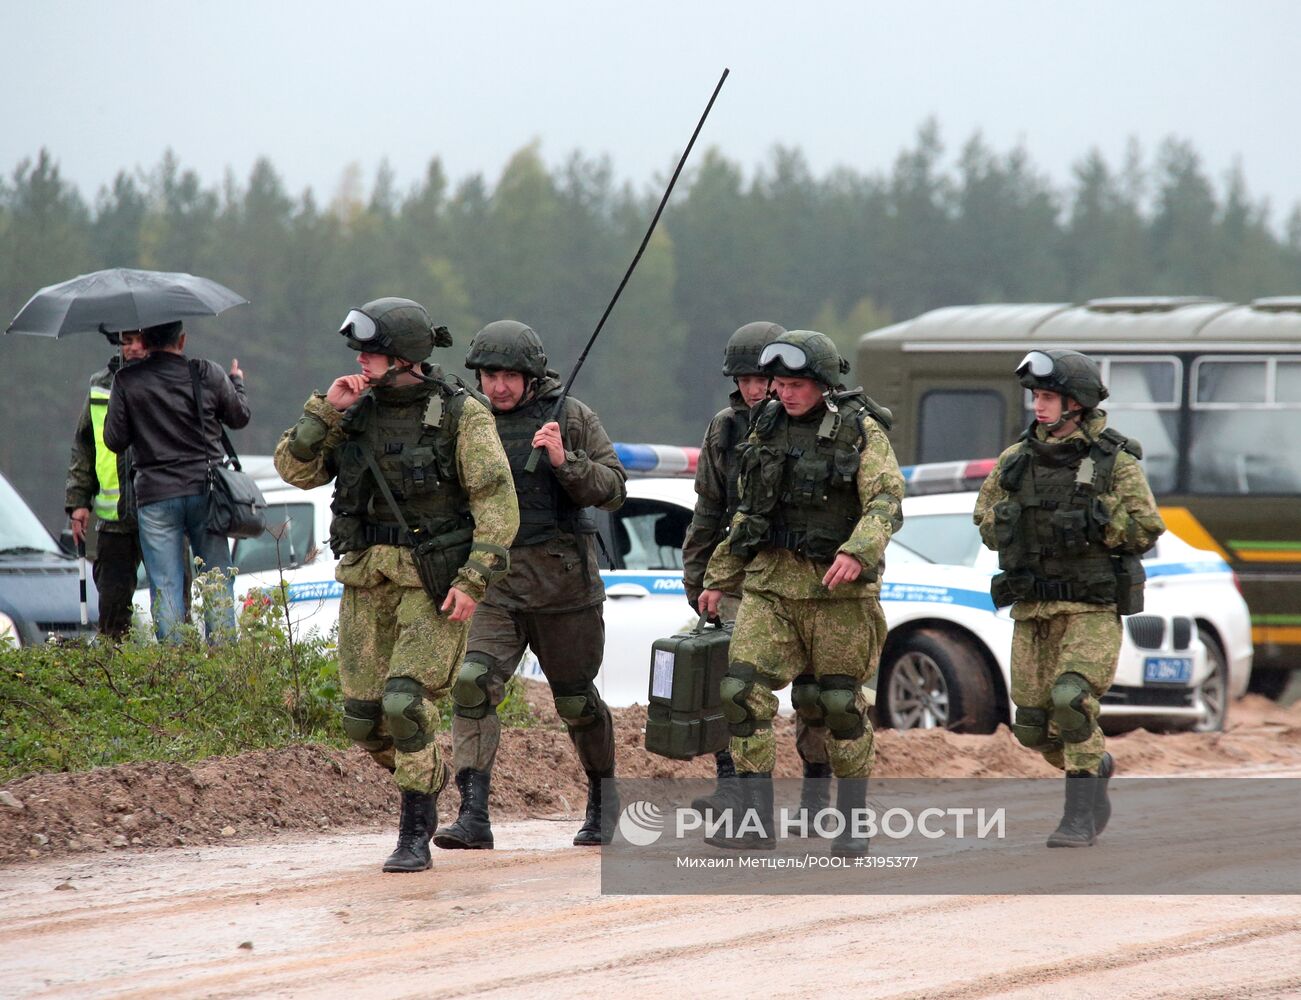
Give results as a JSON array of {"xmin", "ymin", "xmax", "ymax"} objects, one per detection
[{"xmin": 87, "ymin": 385, "xmax": 122, "ymax": 521}]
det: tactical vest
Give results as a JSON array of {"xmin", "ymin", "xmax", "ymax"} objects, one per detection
[
  {"xmin": 990, "ymin": 425, "xmax": 1143, "ymax": 610},
  {"xmin": 729, "ymin": 393, "xmax": 885, "ymax": 567},
  {"xmin": 328, "ymin": 379, "xmax": 475, "ymax": 556},
  {"xmin": 87, "ymin": 377, "xmax": 123, "ymax": 522},
  {"xmin": 494, "ymin": 393, "xmax": 596, "ymax": 547}
]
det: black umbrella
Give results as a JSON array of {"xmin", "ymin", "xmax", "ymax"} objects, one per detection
[{"xmin": 4, "ymin": 267, "xmax": 247, "ymax": 338}]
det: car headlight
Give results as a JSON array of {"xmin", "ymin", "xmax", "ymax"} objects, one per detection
[{"xmin": 0, "ymin": 611, "xmax": 21, "ymax": 649}]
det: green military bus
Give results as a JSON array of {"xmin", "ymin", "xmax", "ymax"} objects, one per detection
[{"xmin": 858, "ymin": 296, "xmax": 1301, "ymax": 693}]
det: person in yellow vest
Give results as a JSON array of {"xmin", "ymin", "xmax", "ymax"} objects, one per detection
[{"xmin": 65, "ymin": 328, "xmax": 148, "ymax": 639}]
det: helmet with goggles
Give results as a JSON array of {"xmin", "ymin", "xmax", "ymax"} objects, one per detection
[
  {"xmin": 338, "ymin": 297, "xmax": 452, "ymax": 363},
  {"xmin": 758, "ymin": 330, "xmax": 850, "ymax": 387},
  {"xmin": 1016, "ymin": 349, "xmax": 1108, "ymax": 409}
]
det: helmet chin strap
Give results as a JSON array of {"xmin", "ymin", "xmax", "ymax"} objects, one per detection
[
  {"xmin": 1043, "ymin": 403, "xmax": 1084, "ymax": 433},
  {"xmin": 367, "ymin": 357, "xmax": 414, "ymax": 388}
]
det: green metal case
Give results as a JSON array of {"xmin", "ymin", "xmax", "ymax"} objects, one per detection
[{"xmin": 644, "ymin": 616, "xmax": 732, "ymax": 760}]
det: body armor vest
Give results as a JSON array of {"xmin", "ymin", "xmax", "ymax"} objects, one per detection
[
  {"xmin": 494, "ymin": 391, "xmax": 596, "ymax": 547},
  {"xmin": 328, "ymin": 379, "xmax": 475, "ymax": 556},
  {"xmin": 730, "ymin": 393, "xmax": 884, "ymax": 567},
  {"xmin": 990, "ymin": 425, "xmax": 1140, "ymax": 608}
]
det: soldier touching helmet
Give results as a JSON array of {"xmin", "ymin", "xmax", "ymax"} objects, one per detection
[{"xmin": 273, "ymin": 298, "xmax": 518, "ymax": 874}]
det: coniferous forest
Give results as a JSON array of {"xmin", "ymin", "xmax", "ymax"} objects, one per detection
[{"xmin": 4, "ymin": 121, "xmax": 1300, "ymax": 530}]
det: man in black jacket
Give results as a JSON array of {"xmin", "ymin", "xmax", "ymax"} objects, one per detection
[{"xmin": 104, "ymin": 321, "xmax": 250, "ymax": 642}]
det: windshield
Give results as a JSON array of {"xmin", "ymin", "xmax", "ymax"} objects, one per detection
[
  {"xmin": 893, "ymin": 512, "xmax": 984, "ymax": 567},
  {"xmin": 0, "ymin": 473, "xmax": 61, "ymax": 555}
]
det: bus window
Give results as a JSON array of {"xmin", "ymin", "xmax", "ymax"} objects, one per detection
[
  {"xmin": 1189, "ymin": 357, "xmax": 1301, "ymax": 494},
  {"xmin": 1097, "ymin": 357, "xmax": 1181, "ymax": 494},
  {"xmin": 917, "ymin": 390, "xmax": 1005, "ymax": 463}
]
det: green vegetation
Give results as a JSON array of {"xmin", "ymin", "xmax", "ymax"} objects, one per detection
[{"xmin": 0, "ymin": 571, "xmax": 535, "ymax": 782}]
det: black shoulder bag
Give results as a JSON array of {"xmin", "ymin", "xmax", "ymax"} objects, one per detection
[{"xmin": 188, "ymin": 360, "xmax": 267, "ymax": 539}]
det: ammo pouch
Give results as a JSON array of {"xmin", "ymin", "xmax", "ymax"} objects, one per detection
[
  {"xmin": 645, "ymin": 616, "xmax": 732, "ymax": 760},
  {"xmin": 990, "ymin": 569, "xmax": 1034, "ymax": 609},
  {"xmin": 992, "ymin": 500, "xmax": 1021, "ymax": 548},
  {"xmin": 1112, "ymin": 553, "xmax": 1146, "ymax": 615},
  {"xmin": 410, "ymin": 525, "xmax": 474, "ymax": 605},
  {"xmin": 1052, "ymin": 507, "xmax": 1091, "ymax": 556}
]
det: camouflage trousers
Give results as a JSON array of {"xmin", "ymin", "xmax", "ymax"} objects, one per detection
[
  {"xmin": 1010, "ymin": 609, "xmax": 1121, "ymax": 774},
  {"xmin": 727, "ymin": 588, "xmax": 886, "ymax": 779},
  {"xmin": 451, "ymin": 602, "xmax": 614, "ymax": 776},
  {"xmin": 715, "ymin": 593, "xmax": 827, "ymax": 766},
  {"xmin": 336, "ymin": 546, "xmax": 465, "ymax": 793}
]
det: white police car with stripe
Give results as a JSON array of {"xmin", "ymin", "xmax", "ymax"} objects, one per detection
[{"xmin": 204, "ymin": 447, "xmax": 1248, "ymax": 734}]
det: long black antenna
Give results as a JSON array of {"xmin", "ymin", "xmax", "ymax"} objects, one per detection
[{"xmin": 524, "ymin": 68, "xmax": 730, "ymax": 472}]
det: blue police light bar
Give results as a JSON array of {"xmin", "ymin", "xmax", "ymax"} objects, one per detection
[
  {"xmin": 899, "ymin": 458, "xmax": 998, "ymax": 495},
  {"xmin": 613, "ymin": 443, "xmax": 699, "ymax": 476}
]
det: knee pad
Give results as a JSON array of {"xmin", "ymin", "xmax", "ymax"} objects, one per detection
[
  {"xmin": 1050, "ymin": 672, "xmax": 1095, "ymax": 744},
  {"xmin": 341, "ymin": 698, "xmax": 392, "ymax": 753},
  {"xmin": 551, "ymin": 680, "xmax": 602, "ymax": 731},
  {"xmin": 719, "ymin": 661, "xmax": 771, "ymax": 738},
  {"xmin": 818, "ymin": 674, "xmax": 866, "ymax": 741},
  {"xmin": 452, "ymin": 658, "xmax": 495, "ymax": 720},
  {"xmin": 790, "ymin": 673, "xmax": 826, "ymax": 727},
  {"xmin": 381, "ymin": 676, "xmax": 431, "ymax": 753},
  {"xmin": 1011, "ymin": 706, "xmax": 1052, "ymax": 749}
]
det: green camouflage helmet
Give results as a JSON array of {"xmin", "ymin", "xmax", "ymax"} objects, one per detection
[
  {"xmin": 758, "ymin": 329, "xmax": 850, "ymax": 387},
  {"xmin": 338, "ymin": 297, "xmax": 452, "ymax": 362},
  {"xmin": 464, "ymin": 320, "xmax": 548, "ymax": 379},
  {"xmin": 722, "ymin": 321, "xmax": 786, "ymax": 377},
  {"xmin": 1016, "ymin": 349, "xmax": 1109, "ymax": 408}
]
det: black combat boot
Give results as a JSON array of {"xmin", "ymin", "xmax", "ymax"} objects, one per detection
[
  {"xmin": 797, "ymin": 761, "xmax": 832, "ymax": 833},
  {"xmin": 691, "ymin": 748, "xmax": 742, "ymax": 816},
  {"xmin": 829, "ymin": 777, "xmax": 870, "ymax": 857},
  {"xmin": 1093, "ymin": 752, "xmax": 1115, "ymax": 836},
  {"xmin": 704, "ymin": 772, "xmax": 776, "ymax": 851},
  {"xmin": 573, "ymin": 771, "xmax": 618, "ymax": 846},
  {"xmin": 382, "ymin": 789, "xmax": 437, "ymax": 872},
  {"xmin": 1046, "ymin": 771, "xmax": 1098, "ymax": 848},
  {"xmin": 433, "ymin": 768, "xmax": 494, "ymax": 850}
]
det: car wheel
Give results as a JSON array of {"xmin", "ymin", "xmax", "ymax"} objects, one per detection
[
  {"xmin": 878, "ymin": 628, "xmax": 999, "ymax": 734},
  {"xmin": 1190, "ymin": 626, "xmax": 1229, "ymax": 733}
]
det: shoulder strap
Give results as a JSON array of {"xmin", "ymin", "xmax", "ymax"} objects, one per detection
[
  {"xmin": 188, "ymin": 359, "xmax": 242, "ymax": 472},
  {"xmin": 360, "ymin": 448, "xmax": 415, "ymax": 544}
]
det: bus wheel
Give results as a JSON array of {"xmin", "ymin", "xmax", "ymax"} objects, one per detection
[{"xmin": 879, "ymin": 629, "xmax": 998, "ymax": 734}]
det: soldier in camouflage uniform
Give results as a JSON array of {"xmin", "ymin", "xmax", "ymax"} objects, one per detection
[
  {"xmin": 65, "ymin": 329, "xmax": 148, "ymax": 639},
  {"xmin": 273, "ymin": 298, "xmax": 518, "ymax": 873},
  {"xmin": 434, "ymin": 321, "xmax": 627, "ymax": 850},
  {"xmin": 974, "ymin": 350, "xmax": 1165, "ymax": 847},
  {"xmin": 683, "ymin": 321, "xmax": 833, "ymax": 824},
  {"xmin": 700, "ymin": 331, "xmax": 904, "ymax": 855}
]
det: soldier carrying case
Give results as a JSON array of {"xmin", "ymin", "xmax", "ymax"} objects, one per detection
[{"xmin": 644, "ymin": 615, "xmax": 732, "ymax": 760}]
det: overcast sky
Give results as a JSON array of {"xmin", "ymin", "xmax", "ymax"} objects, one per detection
[{"xmin": 4, "ymin": 0, "xmax": 1298, "ymax": 220}]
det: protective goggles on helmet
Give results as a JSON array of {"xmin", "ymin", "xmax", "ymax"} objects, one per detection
[
  {"xmin": 1016, "ymin": 351, "xmax": 1056, "ymax": 378},
  {"xmin": 339, "ymin": 309, "xmax": 384, "ymax": 347},
  {"xmin": 758, "ymin": 342, "xmax": 809, "ymax": 371}
]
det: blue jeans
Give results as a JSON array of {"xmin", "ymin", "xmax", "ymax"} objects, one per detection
[{"xmin": 137, "ymin": 493, "xmax": 235, "ymax": 643}]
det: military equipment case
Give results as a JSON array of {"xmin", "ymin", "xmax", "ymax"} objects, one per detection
[{"xmin": 645, "ymin": 617, "xmax": 732, "ymax": 760}]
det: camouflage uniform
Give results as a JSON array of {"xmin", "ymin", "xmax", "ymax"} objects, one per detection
[
  {"xmin": 274, "ymin": 384, "xmax": 517, "ymax": 794},
  {"xmin": 974, "ymin": 410, "xmax": 1165, "ymax": 774},
  {"xmin": 704, "ymin": 402, "xmax": 904, "ymax": 781},
  {"xmin": 684, "ymin": 390, "xmax": 829, "ymax": 770},
  {"xmin": 65, "ymin": 359, "xmax": 141, "ymax": 638}
]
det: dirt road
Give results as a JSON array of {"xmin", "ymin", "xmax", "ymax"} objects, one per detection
[
  {"xmin": 5, "ymin": 812, "xmax": 1301, "ymax": 1000},
  {"xmin": 5, "ymin": 693, "xmax": 1301, "ymax": 998}
]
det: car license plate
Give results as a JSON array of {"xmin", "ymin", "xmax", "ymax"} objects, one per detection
[{"xmin": 1144, "ymin": 656, "xmax": 1192, "ymax": 684}]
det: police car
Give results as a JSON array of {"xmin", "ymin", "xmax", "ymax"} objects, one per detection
[{"xmin": 202, "ymin": 447, "xmax": 1248, "ymax": 733}]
